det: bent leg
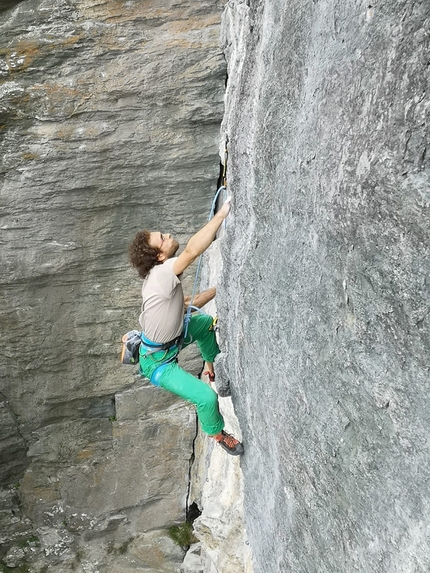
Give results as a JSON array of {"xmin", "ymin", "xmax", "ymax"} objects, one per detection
[
  {"xmin": 158, "ymin": 359, "xmax": 224, "ymax": 436},
  {"xmin": 184, "ymin": 313, "xmax": 219, "ymax": 363}
]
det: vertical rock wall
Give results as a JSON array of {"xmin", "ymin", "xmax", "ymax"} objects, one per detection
[
  {"xmin": 184, "ymin": 239, "xmax": 253, "ymax": 573},
  {"xmin": 2, "ymin": 0, "xmax": 429, "ymax": 572},
  {"xmin": 219, "ymin": 1, "xmax": 430, "ymax": 572},
  {"xmin": 0, "ymin": 1, "xmax": 226, "ymax": 571}
]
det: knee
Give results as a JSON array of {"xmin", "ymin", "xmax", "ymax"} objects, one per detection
[
  {"xmin": 197, "ymin": 385, "xmax": 219, "ymax": 409},
  {"xmin": 197, "ymin": 313, "xmax": 214, "ymax": 330},
  {"xmin": 203, "ymin": 314, "xmax": 214, "ymax": 328}
]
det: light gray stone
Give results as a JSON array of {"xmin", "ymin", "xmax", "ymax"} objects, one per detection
[
  {"xmin": 180, "ymin": 543, "xmax": 204, "ymax": 573},
  {"xmin": 187, "ymin": 254, "xmax": 252, "ymax": 573},
  {"xmin": 0, "ymin": 0, "xmax": 226, "ymax": 570},
  {"xmin": 4, "ymin": 0, "xmax": 427, "ymax": 571},
  {"xmin": 128, "ymin": 530, "xmax": 185, "ymax": 572},
  {"xmin": 219, "ymin": 1, "xmax": 430, "ymax": 572},
  {"xmin": 5, "ymin": 545, "xmax": 26, "ymax": 568}
]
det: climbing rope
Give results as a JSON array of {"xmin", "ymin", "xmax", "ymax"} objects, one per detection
[
  {"xmin": 183, "ymin": 143, "xmax": 229, "ymax": 339},
  {"xmin": 183, "ymin": 183, "xmax": 227, "ymax": 339},
  {"xmin": 221, "ymin": 145, "xmax": 228, "ymax": 188}
]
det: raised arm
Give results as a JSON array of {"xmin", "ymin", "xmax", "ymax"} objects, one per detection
[{"xmin": 173, "ymin": 198, "xmax": 230, "ymax": 276}]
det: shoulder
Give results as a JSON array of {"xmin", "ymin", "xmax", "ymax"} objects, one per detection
[
  {"xmin": 158, "ymin": 257, "xmax": 179, "ymax": 276},
  {"xmin": 147, "ymin": 258, "xmax": 181, "ymax": 295},
  {"xmin": 172, "ymin": 248, "xmax": 197, "ymax": 276},
  {"xmin": 146, "ymin": 258, "xmax": 177, "ymax": 276}
]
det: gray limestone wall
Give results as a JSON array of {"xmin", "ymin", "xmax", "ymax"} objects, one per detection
[
  {"xmin": 0, "ymin": 1, "xmax": 226, "ymax": 571},
  {"xmin": 219, "ymin": 1, "xmax": 430, "ymax": 572},
  {"xmin": 1, "ymin": 1, "xmax": 430, "ymax": 572}
]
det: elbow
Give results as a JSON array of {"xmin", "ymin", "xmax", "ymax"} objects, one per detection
[{"xmin": 184, "ymin": 243, "xmax": 200, "ymax": 260}]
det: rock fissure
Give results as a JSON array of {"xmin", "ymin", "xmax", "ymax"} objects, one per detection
[
  {"xmin": 0, "ymin": 392, "xmax": 29, "ymax": 486},
  {"xmin": 185, "ymin": 415, "xmax": 199, "ymax": 524}
]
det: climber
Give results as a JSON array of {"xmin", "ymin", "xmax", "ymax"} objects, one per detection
[{"xmin": 128, "ymin": 197, "xmax": 244, "ymax": 456}]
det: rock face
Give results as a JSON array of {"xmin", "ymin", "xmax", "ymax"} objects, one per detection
[
  {"xmin": 184, "ymin": 240, "xmax": 253, "ymax": 573},
  {"xmin": 0, "ymin": 1, "xmax": 226, "ymax": 571},
  {"xmin": 218, "ymin": 1, "xmax": 430, "ymax": 572},
  {"xmin": 2, "ymin": 0, "xmax": 430, "ymax": 572}
]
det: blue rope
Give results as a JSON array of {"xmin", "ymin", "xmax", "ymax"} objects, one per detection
[{"xmin": 183, "ymin": 185, "xmax": 227, "ymax": 338}]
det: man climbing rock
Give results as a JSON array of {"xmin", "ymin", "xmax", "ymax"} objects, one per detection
[{"xmin": 128, "ymin": 198, "xmax": 243, "ymax": 456}]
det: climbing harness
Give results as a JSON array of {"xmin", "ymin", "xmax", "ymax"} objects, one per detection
[
  {"xmin": 140, "ymin": 331, "xmax": 183, "ymax": 358},
  {"xmin": 140, "ymin": 331, "xmax": 184, "ymax": 386}
]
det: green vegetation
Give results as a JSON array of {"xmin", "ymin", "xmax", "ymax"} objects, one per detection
[
  {"xmin": 18, "ymin": 535, "xmax": 40, "ymax": 548},
  {"xmin": 167, "ymin": 522, "xmax": 197, "ymax": 550},
  {"xmin": 107, "ymin": 537, "xmax": 133, "ymax": 555},
  {"xmin": 117, "ymin": 539, "xmax": 132, "ymax": 555}
]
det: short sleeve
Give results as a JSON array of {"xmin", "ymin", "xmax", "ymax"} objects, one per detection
[{"xmin": 155, "ymin": 258, "xmax": 181, "ymax": 298}]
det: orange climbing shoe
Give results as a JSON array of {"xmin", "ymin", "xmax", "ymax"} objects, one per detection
[{"xmin": 212, "ymin": 430, "xmax": 244, "ymax": 456}]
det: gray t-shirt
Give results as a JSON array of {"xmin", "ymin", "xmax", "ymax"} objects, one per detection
[{"xmin": 139, "ymin": 257, "xmax": 184, "ymax": 343}]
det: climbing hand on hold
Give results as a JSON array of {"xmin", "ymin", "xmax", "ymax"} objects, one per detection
[{"xmin": 219, "ymin": 196, "xmax": 232, "ymax": 219}]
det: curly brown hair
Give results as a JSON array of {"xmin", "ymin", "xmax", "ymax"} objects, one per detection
[{"xmin": 129, "ymin": 230, "xmax": 161, "ymax": 279}]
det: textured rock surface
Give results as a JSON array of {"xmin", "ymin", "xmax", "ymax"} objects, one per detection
[
  {"xmin": 189, "ymin": 414, "xmax": 252, "ymax": 573},
  {"xmin": 3, "ymin": 0, "xmax": 429, "ymax": 572},
  {"xmin": 0, "ymin": 0, "xmax": 225, "ymax": 571},
  {"xmin": 219, "ymin": 1, "xmax": 430, "ymax": 572},
  {"xmin": 184, "ymin": 240, "xmax": 253, "ymax": 573}
]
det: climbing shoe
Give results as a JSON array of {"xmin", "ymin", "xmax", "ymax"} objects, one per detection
[
  {"xmin": 203, "ymin": 370, "xmax": 215, "ymax": 382},
  {"xmin": 212, "ymin": 430, "xmax": 244, "ymax": 456}
]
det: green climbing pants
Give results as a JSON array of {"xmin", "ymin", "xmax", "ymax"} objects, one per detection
[{"xmin": 139, "ymin": 313, "xmax": 224, "ymax": 436}]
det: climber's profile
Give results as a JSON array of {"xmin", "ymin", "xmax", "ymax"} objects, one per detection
[{"xmin": 128, "ymin": 197, "xmax": 243, "ymax": 456}]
